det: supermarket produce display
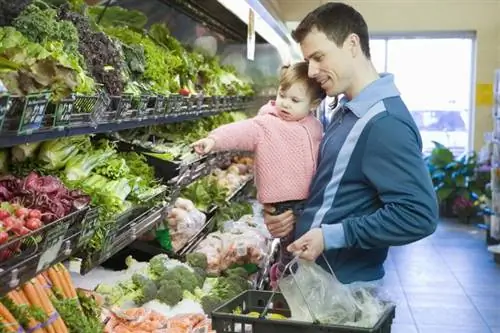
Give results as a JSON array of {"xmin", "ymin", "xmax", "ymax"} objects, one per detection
[{"xmin": 0, "ymin": 1, "xmax": 398, "ymax": 332}]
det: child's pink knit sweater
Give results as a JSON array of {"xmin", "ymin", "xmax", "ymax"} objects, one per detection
[{"xmin": 208, "ymin": 101, "xmax": 323, "ymax": 204}]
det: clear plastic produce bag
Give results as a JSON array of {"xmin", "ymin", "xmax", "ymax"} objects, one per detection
[
  {"xmin": 278, "ymin": 256, "xmax": 392, "ymax": 328},
  {"xmin": 278, "ymin": 259, "xmax": 359, "ymax": 324}
]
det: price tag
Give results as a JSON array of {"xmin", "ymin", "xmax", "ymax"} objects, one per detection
[
  {"xmin": 137, "ymin": 95, "xmax": 150, "ymax": 118},
  {"xmin": 78, "ymin": 209, "xmax": 99, "ymax": 247},
  {"xmin": 0, "ymin": 94, "xmax": 11, "ymax": 131},
  {"xmin": 211, "ymin": 96, "xmax": 218, "ymax": 112},
  {"xmin": 116, "ymin": 94, "xmax": 134, "ymax": 120},
  {"xmin": 195, "ymin": 96, "xmax": 203, "ymax": 112},
  {"xmin": 36, "ymin": 222, "xmax": 70, "ymax": 272},
  {"xmin": 18, "ymin": 92, "xmax": 50, "ymax": 135},
  {"xmin": 101, "ymin": 228, "xmax": 117, "ymax": 261},
  {"xmin": 91, "ymin": 91, "xmax": 111, "ymax": 124},
  {"xmin": 54, "ymin": 95, "xmax": 75, "ymax": 128},
  {"xmin": 155, "ymin": 95, "xmax": 166, "ymax": 115}
]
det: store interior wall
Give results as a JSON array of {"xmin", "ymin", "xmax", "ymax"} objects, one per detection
[{"xmin": 269, "ymin": 0, "xmax": 500, "ymax": 151}]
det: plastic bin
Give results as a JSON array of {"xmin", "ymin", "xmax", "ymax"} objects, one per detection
[{"xmin": 212, "ymin": 290, "xmax": 396, "ymax": 333}]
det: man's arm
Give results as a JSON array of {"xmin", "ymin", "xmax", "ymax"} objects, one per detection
[{"xmin": 322, "ymin": 115, "xmax": 439, "ymax": 250}]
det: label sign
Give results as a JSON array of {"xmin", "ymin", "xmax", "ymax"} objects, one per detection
[
  {"xmin": 171, "ymin": 95, "xmax": 183, "ymax": 114},
  {"xmin": 155, "ymin": 95, "xmax": 165, "ymax": 115},
  {"xmin": 137, "ymin": 95, "xmax": 150, "ymax": 118},
  {"xmin": 0, "ymin": 94, "xmax": 10, "ymax": 131},
  {"xmin": 37, "ymin": 222, "xmax": 70, "ymax": 272},
  {"xmin": 116, "ymin": 95, "xmax": 133, "ymax": 120},
  {"xmin": 18, "ymin": 92, "xmax": 50, "ymax": 135},
  {"xmin": 78, "ymin": 208, "xmax": 99, "ymax": 247},
  {"xmin": 101, "ymin": 227, "xmax": 117, "ymax": 261},
  {"xmin": 91, "ymin": 91, "xmax": 111, "ymax": 124},
  {"xmin": 247, "ymin": 9, "xmax": 255, "ymax": 61},
  {"xmin": 54, "ymin": 95, "xmax": 76, "ymax": 128}
]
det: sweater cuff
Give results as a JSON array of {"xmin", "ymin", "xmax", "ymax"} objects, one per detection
[{"xmin": 321, "ymin": 223, "xmax": 347, "ymax": 250}]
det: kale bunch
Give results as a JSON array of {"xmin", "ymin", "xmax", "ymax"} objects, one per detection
[
  {"xmin": 58, "ymin": 4, "xmax": 124, "ymax": 95},
  {"xmin": 0, "ymin": 0, "xmax": 32, "ymax": 26},
  {"xmin": 13, "ymin": 3, "xmax": 79, "ymax": 54}
]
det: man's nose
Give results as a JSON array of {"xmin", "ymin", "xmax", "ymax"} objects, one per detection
[{"xmin": 308, "ymin": 62, "xmax": 319, "ymax": 78}]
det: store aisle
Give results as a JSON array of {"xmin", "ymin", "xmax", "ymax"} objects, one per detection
[{"xmin": 387, "ymin": 220, "xmax": 500, "ymax": 333}]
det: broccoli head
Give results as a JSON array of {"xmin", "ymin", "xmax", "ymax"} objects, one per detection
[
  {"xmin": 131, "ymin": 273, "xmax": 157, "ymax": 305},
  {"xmin": 161, "ymin": 266, "xmax": 199, "ymax": 293},
  {"xmin": 186, "ymin": 252, "xmax": 208, "ymax": 270},
  {"xmin": 157, "ymin": 281, "xmax": 183, "ymax": 306},
  {"xmin": 148, "ymin": 254, "xmax": 170, "ymax": 279},
  {"xmin": 201, "ymin": 294, "xmax": 223, "ymax": 314},
  {"xmin": 193, "ymin": 267, "xmax": 207, "ymax": 288},
  {"xmin": 212, "ymin": 275, "xmax": 250, "ymax": 301},
  {"xmin": 224, "ymin": 267, "xmax": 249, "ymax": 279}
]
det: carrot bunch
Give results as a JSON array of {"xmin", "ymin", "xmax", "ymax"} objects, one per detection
[{"xmin": 0, "ymin": 263, "xmax": 102, "ymax": 333}]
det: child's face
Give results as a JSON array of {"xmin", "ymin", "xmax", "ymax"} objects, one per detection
[{"xmin": 275, "ymin": 81, "xmax": 315, "ymax": 121}]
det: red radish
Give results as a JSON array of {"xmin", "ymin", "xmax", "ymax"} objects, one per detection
[
  {"xmin": 179, "ymin": 87, "xmax": 190, "ymax": 96},
  {"xmin": 15, "ymin": 208, "xmax": 28, "ymax": 218},
  {"xmin": 25, "ymin": 218, "xmax": 42, "ymax": 231},
  {"xmin": 3, "ymin": 217, "xmax": 14, "ymax": 230},
  {"xmin": 17, "ymin": 227, "xmax": 30, "ymax": 236},
  {"xmin": 0, "ymin": 210, "xmax": 9, "ymax": 220},
  {"xmin": 28, "ymin": 209, "xmax": 42, "ymax": 219},
  {"xmin": 0, "ymin": 232, "xmax": 8, "ymax": 244}
]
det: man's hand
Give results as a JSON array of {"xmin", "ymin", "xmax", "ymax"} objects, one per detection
[
  {"xmin": 287, "ymin": 228, "xmax": 324, "ymax": 261},
  {"xmin": 263, "ymin": 204, "xmax": 295, "ymax": 238},
  {"xmin": 191, "ymin": 137, "xmax": 216, "ymax": 155}
]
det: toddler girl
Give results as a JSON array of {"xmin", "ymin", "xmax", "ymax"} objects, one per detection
[{"xmin": 192, "ymin": 62, "xmax": 325, "ymax": 287}]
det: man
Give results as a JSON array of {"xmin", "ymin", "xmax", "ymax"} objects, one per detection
[{"xmin": 265, "ymin": 2, "xmax": 438, "ymax": 285}]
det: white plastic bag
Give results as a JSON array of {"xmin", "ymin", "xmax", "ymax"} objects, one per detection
[{"xmin": 278, "ymin": 260, "xmax": 359, "ymax": 324}]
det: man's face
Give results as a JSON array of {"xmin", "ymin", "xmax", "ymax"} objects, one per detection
[{"xmin": 300, "ymin": 28, "xmax": 354, "ymax": 97}]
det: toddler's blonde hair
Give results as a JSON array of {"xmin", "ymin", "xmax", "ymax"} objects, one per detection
[{"xmin": 279, "ymin": 62, "xmax": 325, "ymax": 103}]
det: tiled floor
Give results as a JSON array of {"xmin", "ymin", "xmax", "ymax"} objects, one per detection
[{"xmin": 387, "ymin": 220, "xmax": 500, "ymax": 333}]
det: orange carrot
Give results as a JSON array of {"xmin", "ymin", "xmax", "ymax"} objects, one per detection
[
  {"xmin": 31, "ymin": 279, "xmax": 68, "ymax": 333},
  {"xmin": 0, "ymin": 302, "xmax": 21, "ymax": 332},
  {"xmin": 8, "ymin": 290, "xmax": 46, "ymax": 333},
  {"xmin": 46, "ymin": 268, "xmax": 68, "ymax": 298},
  {"xmin": 22, "ymin": 282, "xmax": 56, "ymax": 333},
  {"xmin": 56, "ymin": 264, "xmax": 77, "ymax": 299},
  {"xmin": 36, "ymin": 276, "xmax": 54, "ymax": 298}
]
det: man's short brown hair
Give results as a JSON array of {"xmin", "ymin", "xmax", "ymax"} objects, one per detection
[
  {"xmin": 279, "ymin": 62, "xmax": 325, "ymax": 102},
  {"xmin": 292, "ymin": 2, "xmax": 371, "ymax": 59}
]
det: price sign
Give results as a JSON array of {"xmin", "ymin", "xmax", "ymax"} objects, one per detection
[
  {"xmin": 212, "ymin": 96, "xmax": 220, "ymax": 112},
  {"xmin": 37, "ymin": 222, "xmax": 70, "ymax": 272},
  {"xmin": 91, "ymin": 91, "xmax": 111, "ymax": 124},
  {"xmin": 137, "ymin": 95, "xmax": 151, "ymax": 118},
  {"xmin": 116, "ymin": 95, "xmax": 134, "ymax": 120},
  {"xmin": 0, "ymin": 94, "xmax": 10, "ymax": 131},
  {"xmin": 54, "ymin": 95, "xmax": 76, "ymax": 128},
  {"xmin": 78, "ymin": 209, "xmax": 99, "ymax": 247},
  {"xmin": 172, "ymin": 95, "xmax": 183, "ymax": 114},
  {"xmin": 18, "ymin": 92, "xmax": 50, "ymax": 135},
  {"xmin": 100, "ymin": 227, "xmax": 117, "ymax": 261},
  {"xmin": 155, "ymin": 95, "xmax": 166, "ymax": 115}
]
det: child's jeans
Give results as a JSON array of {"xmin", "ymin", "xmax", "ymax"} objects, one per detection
[{"xmin": 269, "ymin": 200, "xmax": 305, "ymax": 289}]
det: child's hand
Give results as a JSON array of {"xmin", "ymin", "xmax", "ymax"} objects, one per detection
[{"xmin": 191, "ymin": 138, "xmax": 216, "ymax": 155}]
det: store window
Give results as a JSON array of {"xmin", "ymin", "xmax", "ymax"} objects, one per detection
[{"xmin": 369, "ymin": 34, "xmax": 475, "ymax": 156}]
